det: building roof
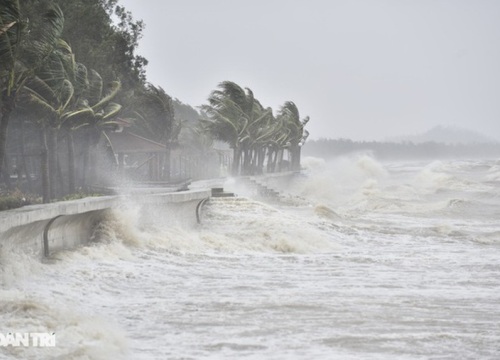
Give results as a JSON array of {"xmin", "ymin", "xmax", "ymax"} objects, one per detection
[{"xmin": 106, "ymin": 130, "xmax": 166, "ymax": 154}]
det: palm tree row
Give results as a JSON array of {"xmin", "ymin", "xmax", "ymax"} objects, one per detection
[
  {"xmin": 0, "ymin": 1, "xmax": 127, "ymax": 201},
  {"xmin": 1, "ymin": 1, "xmax": 64, "ymax": 186},
  {"xmin": 200, "ymin": 81, "xmax": 310, "ymax": 176},
  {"xmin": 1, "ymin": 1, "xmax": 182, "ymax": 203},
  {"xmin": 1, "ymin": 1, "xmax": 310, "ymax": 207}
]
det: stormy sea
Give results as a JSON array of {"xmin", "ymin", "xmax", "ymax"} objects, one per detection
[{"xmin": 1, "ymin": 156, "xmax": 500, "ymax": 359}]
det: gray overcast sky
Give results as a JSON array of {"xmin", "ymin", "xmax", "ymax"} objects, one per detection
[{"xmin": 118, "ymin": 0, "xmax": 500, "ymax": 141}]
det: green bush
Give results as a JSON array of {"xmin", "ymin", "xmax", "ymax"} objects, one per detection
[
  {"xmin": 61, "ymin": 192, "xmax": 103, "ymax": 201},
  {"xmin": 0, "ymin": 189, "xmax": 40, "ymax": 211}
]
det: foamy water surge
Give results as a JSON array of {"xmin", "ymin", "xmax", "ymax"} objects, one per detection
[{"xmin": 1, "ymin": 157, "xmax": 500, "ymax": 359}]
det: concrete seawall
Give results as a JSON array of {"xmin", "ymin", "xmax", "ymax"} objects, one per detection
[{"xmin": 0, "ymin": 189, "xmax": 211, "ymax": 260}]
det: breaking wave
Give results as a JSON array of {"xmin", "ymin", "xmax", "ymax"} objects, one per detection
[{"xmin": 2, "ymin": 157, "xmax": 500, "ymax": 359}]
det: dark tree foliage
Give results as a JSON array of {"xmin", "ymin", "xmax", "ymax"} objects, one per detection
[
  {"xmin": 1, "ymin": 0, "xmax": 65, "ymax": 184},
  {"xmin": 173, "ymin": 99, "xmax": 201, "ymax": 125},
  {"xmin": 2, "ymin": 0, "xmax": 151, "ymax": 200},
  {"xmin": 53, "ymin": 0, "xmax": 147, "ymax": 91}
]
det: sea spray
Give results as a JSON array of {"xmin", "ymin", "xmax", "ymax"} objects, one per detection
[
  {"xmin": 0, "ymin": 290, "xmax": 129, "ymax": 360},
  {"xmin": 199, "ymin": 197, "xmax": 339, "ymax": 254},
  {"xmin": 1, "ymin": 158, "xmax": 500, "ymax": 359}
]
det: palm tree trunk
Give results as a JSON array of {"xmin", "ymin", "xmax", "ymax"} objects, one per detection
[
  {"xmin": 0, "ymin": 103, "xmax": 12, "ymax": 186},
  {"xmin": 267, "ymin": 148, "xmax": 274, "ymax": 173},
  {"xmin": 257, "ymin": 148, "xmax": 265, "ymax": 174},
  {"xmin": 40, "ymin": 128, "xmax": 50, "ymax": 203},
  {"xmin": 273, "ymin": 149, "xmax": 283, "ymax": 172},
  {"xmin": 250, "ymin": 148, "xmax": 258, "ymax": 175},
  {"xmin": 47, "ymin": 127, "xmax": 57, "ymax": 199},
  {"xmin": 291, "ymin": 145, "xmax": 301, "ymax": 171},
  {"xmin": 20, "ymin": 119, "xmax": 33, "ymax": 192},
  {"xmin": 81, "ymin": 131, "xmax": 90, "ymax": 188},
  {"xmin": 164, "ymin": 145, "xmax": 171, "ymax": 181},
  {"xmin": 67, "ymin": 130, "xmax": 75, "ymax": 193},
  {"xmin": 56, "ymin": 150, "xmax": 64, "ymax": 197},
  {"xmin": 82, "ymin": 129, "xmax": 98, "ymax": 189},
  {"xmin": 243, "ymin": 147, "xmax": 252, "ymax": 175},
  {"xmin": 232, "ymin": 147, "xmax": 241, "ymax": 176},
  {"xmin": 278, "ymin": 149, "xmax": 285, "ymax": 171},
  {"xmin": 1, "ymin": 151, "xmax": 12, "ymax": 188}
]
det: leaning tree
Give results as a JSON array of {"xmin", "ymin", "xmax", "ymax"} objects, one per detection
[
  {"xmin": 0, "ymin": 0, "xmax": 64, "ymax": 185},
  {"xmin": 201, "ymin": 81, "xmax": 262, "ymax": 175},
  {"xmin": 132, "ymin": 84, "xmax": 180, "ymax": 181},
  {"xmin": 276, "ymin": 101, "xmax": 309, "ymax": 172}
]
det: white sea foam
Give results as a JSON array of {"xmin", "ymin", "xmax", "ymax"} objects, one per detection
[
  {"xmin": 290, "ymin": 155, "xmax": 389, "ymax": 211},
  {"xmin": 1, "ymin": 158, "xmax": 500, "ymax": 359},
  {"xmin": 0, "ymin": 289, "xmax": 128, "ymax": 360}
]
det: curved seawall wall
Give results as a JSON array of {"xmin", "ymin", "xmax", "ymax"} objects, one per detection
[{"xmin": 0, "ymin": 189, "xmax": 211, "ymax": 260}]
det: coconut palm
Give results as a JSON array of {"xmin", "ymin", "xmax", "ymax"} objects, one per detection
[
  {"xmin": 23, "ymin": 39, "xmax": 81, "ymax": 200},
  {"xmin": 29, "ymin": 60, "xmax": 121, "ymax": 193},
  {"xmin": 59, "ymin": 61, "xmax": 90, "ymax": 194},
  {"xmin": 266, "ymin": 113, "xmax": 290, "ymax": 173},
  {"xmin": 133, "ymin": 84, "xmax": 180, "ymax": 181},
  {"xmin": 276, "ymin": 101, "xmax": 309, "ymax": 171},
  {"xmin": 25, "ymin": 74, "xmax": 73, "ymax": 201},
  {"xmin": 0, "ymin": 0, "xmax": 64, "ymax": 183},
  {"xmin": 242, "ymin": 101, "xmax": 274, "ymax": 174},
  {"xmin": 201, "ymin": 81, "xmax": 262, "ymax": 175},
  {"xmin": 62, "ymin": 69, "xmax": 122, "ymax": 188}
]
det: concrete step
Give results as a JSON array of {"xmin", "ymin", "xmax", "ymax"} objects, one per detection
[{"xmin": 211, "ymin": 188, "xmax": 235, "ymax": 198}]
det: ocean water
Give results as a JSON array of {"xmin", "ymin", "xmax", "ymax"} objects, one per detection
[{"xmin": 1, "ymin": 156, "xmax": 500, "ymax": 359}]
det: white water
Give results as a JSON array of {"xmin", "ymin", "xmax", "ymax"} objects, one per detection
[{"xmin": 1, "ymin": 156, "xmax": 500, "ymax": 359}]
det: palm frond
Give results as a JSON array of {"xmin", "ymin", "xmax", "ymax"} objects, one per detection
[
  {"xmin": 61, "ymin": 106, "xmax": 93, "ymax": 129},
  {"xmin": 101, "ymin": 102, "xmax": 122, "ymax": 120},
  {"xmin": 26, "ymin": 93, "xmax": 57, "ymax": 119},
  {"xmin": 91, "ymin": 80, "xmax": 121, "ymax": 112},
  {"xmin": 87, "ymin": 69, "xmax": 103, "ymax": 103},
  {"xmin": 0, "ymin": 21, "xmax": 15, "ymax": 37},
  {"xmin": 60, "ymin": 78, "xmax": 74, "ymax": 112},
  {"xmin": 24, "ymin": 75, "xmax": 58, "ymax": 106}
]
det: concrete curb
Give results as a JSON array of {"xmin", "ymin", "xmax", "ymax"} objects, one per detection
[{"xmin": 0, "ymin": 189, "xmax": 211, "ymax": 260}]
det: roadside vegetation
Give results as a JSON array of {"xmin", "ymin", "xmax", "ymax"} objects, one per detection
[{"xmin": 0, "ymin": 0, "xmax": 310, "ymax": 210}]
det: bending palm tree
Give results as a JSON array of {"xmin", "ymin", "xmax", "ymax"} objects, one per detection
[
  {"xmin": 133, "ymin": 84, "xmax": 179, "ymax": 181},
  {"xmin": 0, "ymin": 0, "xmax": 64, "ymax": 182},
  {"xmin": 62, "ymin": 70, "xmax": 122, "ymax": 188},
  {"xmin": 24, "ymin": 39, "xmax": 80, "ymax": 200},
  {"xmin": 277, "ymin": 101, "xmax": 309, "ymax": 171},
  {"xmin": 201, "ymin": 81, "xmax": 259, "ymax": 175}
]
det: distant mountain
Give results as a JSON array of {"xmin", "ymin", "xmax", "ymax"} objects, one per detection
[{"xmin": 388, "ymin": 125, "xmax": 498, "ymax": 144}]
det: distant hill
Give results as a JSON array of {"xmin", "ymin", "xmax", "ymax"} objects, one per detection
[{"xmin": 388, "ymin": 125, "xmax": 498, "ymax": 144}]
